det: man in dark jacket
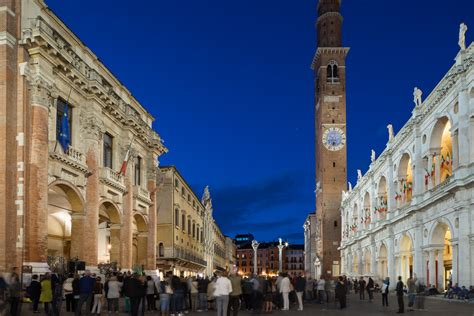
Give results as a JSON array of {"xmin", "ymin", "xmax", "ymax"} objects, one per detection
[
  {"xmin": 197, "ymin": 277, "xmax": 209, "ymax": 311},
  {"xmin": 396, "ymin": 276, "xmax": 405, "ymax": 313},
  {"xmin": 74, "ymin": 271, "xmax": 95, "ymax": 316},
  {"xmin": 123, "ymin": 274, "xmax": 145, "ymax": 316},
  {"xmin": 358, "ymin": 277, "xmax": 366, "ymax": 300},
  {"xmin": 295, "ymin": 274, "xmax": 306, "ymax": 311},
  {"xmin": 28, "ymin": 274, "xmax": 42, "ymax": 313}
]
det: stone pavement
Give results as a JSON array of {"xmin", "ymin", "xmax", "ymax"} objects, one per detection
[{"xmin": 18, "ymin": 294, "xmax": 473, "ymax": 316}]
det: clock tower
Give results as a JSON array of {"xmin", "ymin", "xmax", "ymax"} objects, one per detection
[{"xmin": 312, "ymin": 0, "xmax": 348, "ymax": 277}]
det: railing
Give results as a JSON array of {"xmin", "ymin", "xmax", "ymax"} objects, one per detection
[
  {"xmin": 174, "ymin": 246, "xmax": 207, "ymax": 266},
  {"xmin": 65, "ymin": 146, "xmax": 85, "ymax": 164},
  {"xmin": 134, "ymin": 186, "xmax": 150, "ymax": 201},
  {"xmin": 99, "ymin": 167, "xmax": 125, "ymax": 189}
]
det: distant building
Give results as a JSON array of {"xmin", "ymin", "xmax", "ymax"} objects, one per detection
[
  {"xmin": 234, "ymin": 234, "xmax": 254, "ymax": 248},
  {"xmin": 286, "ymin": 245, "xmax": 305, "ymax": 277},
  {"xmin": 236, "ymin": 240, "xmax": 304, "ymax": 277}
]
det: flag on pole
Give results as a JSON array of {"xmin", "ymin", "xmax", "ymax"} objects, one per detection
[
  {"xmin": 58, "ymin": 89, "xmax": 72, "ymax": 152},
  {"xmin": 119, "ymin": 136, "xmax": 134, "ymax": 176}
]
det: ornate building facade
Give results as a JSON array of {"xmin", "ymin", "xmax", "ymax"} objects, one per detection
[
  {"xmin": 0, "ymin": 0, "xmax": 167, "ymax": 274},
  {"xmin": 156, "ymin": 167, "xmax": 226, "ymax": 277},
  {"xmin": 339, "ymin": 36, "xmax": 473, "ymax": 289},
  {"xmin": 312, "ymin": 0, "xmax": 348, "ymax": 278}
]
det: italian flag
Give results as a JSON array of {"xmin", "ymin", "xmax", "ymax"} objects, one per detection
[{"xmin": 119, "ymin": 136, "xmax": 134, "ymax": 176}]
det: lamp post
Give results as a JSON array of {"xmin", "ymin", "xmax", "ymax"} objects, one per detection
[
  {"xmin": 251, "ymin": 240, "xmax": 259, "ymax": 275},
  {"xmin": 278, "ymin": 238, "xmax": 289, "ymax": 273}
]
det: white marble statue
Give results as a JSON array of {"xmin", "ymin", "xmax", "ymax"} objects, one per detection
[
  {"xmin": 371, "ymin": 149, "xmax": 376, "ymax": 163},
  {"xmin": 459, "ymin": 23, "xmax": 468, "ymax": 51},
  {"xmin": 357, "ymin": 169, "xmax": 362, "ymax": 181},
  {"xmin": 413, "ymin": 87, "xmax": 423, "ymax": 107},
  {"xmin": 348, "ymin": 182, "xmax": 352, "ymax": 191},
  {"xmin": 387, "ymin": 124, "xmax": 394, "ymax": 142}
]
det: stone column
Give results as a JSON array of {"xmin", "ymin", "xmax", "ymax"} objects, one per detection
[
  {"xmin": 370, "ymin": 243, "xmax": 377, "ymax": 276},
  {"xmin": 451, "ymin": 130, "xmax": 459, "ymax": 170},
  {"xmin": 428, "ymin": 249, "xmax": 436, "ymax": 287},
  {"xmin": 434, "ymin": 154, "xmax": 441, "ymax": 186},
  {"xmin": 386, "ymin": 157, "xmax": 394, "ymax": 217},
  {"xmin": 387, "ymin": 237, "xmax": 396, "ymax": 289},
  {"xmin": 358, "ymin": 250, "xmax": 363, "ymax": 275},
  {"xmin": 145, "ymin": 156, "xmax": 158, "ymax": 273},
  {"xmin": 450, "ymin": 242, "xmax": 458, "ymax": 285},
  {"xmin": 137, "ymin": 233, "xmax": 148, "ymax": 267},
  {"xmin": 109, "ymin": 224, "xmax": 121, "ymax": 265},
  {"xmin": 70, "ymin": 213, "xmax": 85, "ymax": 260},
  {"xmin": 457, "ymin": 208, "xmax": 471, "ymax": 286},
  {"xmin": 427, "ymin": 155, "xmax": 433, "ymax": 190},
  {"xmin": 413, "ymin": 223, "xmax": 423, "ymax": 279},
  {"xmin": 437, "ymin": 248, "xmax": 444, "ymax": 290},
  {"xmin": 121, "ymin": 175, "xmax": 133, "ymax": 270},
  {"xmin": 413, "ymin": 127, "xmax": 423, "ymax": 199},
  {"xmin": 80, "ymin": 112, "xmax": 102, "ymax": 269},
  {"xmin": 25, "ymin": 79, "xmax": 52, "ymax": 273}
]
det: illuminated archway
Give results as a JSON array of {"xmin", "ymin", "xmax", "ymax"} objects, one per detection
[
  {"xmin": 98, "ymin": 201, "xmax": 122, "ymax": 264},
  {"xmin": 376, "ymin": 176, "xmax": 388, "ymax": 220},
  {"xmin": 397, "ymin": 154, "xmax": 413, "ymax": 205},
  {"xmin": 399, "ymin": 234, "xmax": 413, "ymax": 281},
  {"xmin": 378, "ymin": 243, "xmax": 388, "ymax": 280},
  {"xmin": 430, "ymin": 117, "xmax": 453, "ymax": 185},
  {"xmin": 430, "ymin": 221, "xmax": 453, "ymax": 290},
  {"xmin": 132, "ymin": 213, "xmax": 148, "ymax": 268}
]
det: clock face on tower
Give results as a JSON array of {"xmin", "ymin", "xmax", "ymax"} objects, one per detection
[{"xmin": 322, "ymin": 127, "xmax": 346, "ymax": 151}]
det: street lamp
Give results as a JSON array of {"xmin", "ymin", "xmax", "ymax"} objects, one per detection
[
  {"xmin": 251, "ymin": 240, "xmax": 259, "ymax": 275},
  {"xmin": 278, "ymin": 238, "xmax": 289, "ymax": 273}
]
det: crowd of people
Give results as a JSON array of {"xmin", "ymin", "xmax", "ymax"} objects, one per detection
[{"xmin": 1, "ymin": 267, "xmax": 474, "ymax": 315}]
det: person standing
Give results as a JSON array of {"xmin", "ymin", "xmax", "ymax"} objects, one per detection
[
  {"xmin": 40, "ymin": 273, "xmax": 53, "ymax": 315},
  {"xmin": 406, "ymin": 276, "xmax": 416, "ymax": 311},
  {"xmin": 106, "ymin": 275, "xmax": 122, "ymax": 314},
  {"xmin": 279, "ymin": 273, "xmax": 291, "ymax": 311},
  {"xmin": 214, "ymin": 272, "xmax": 232, "ymax": 316},
  {"xmin": 304, "ymin": 277, "xmax": 313, "ymax": 302},
  {"xmin": 381, "ymin": 277, "xmax": 390, "ymax": 307},
  {"xmin": 366, "ymin": 277, "xmax": 374, "ymax": 302},
  {"xmin": 123, "ymin": 273, "xmax": 144, "ymax": 316},
  {"xmin": 415, "ymin": 278, "xmax": 426, "ymax": 311},
  {"xmin": 190, "ymin": 277, "xmax": 199, "ymax": 312},
  {"xmin": 358, "ymin": 277, "xmax": 366, "ymax": 300},
  {"xmin": 9, "ymin": 272, "xmax": 21, "ymax": 316},
  {"xmin": 146, "ymin": 276, "xmax": 157, "ymax": 312},
  {"xmin": 28, "ymin": 274, "xmax": 42, "ymax": 313},
  {"xmin": 197, "ymin": 276, "xmax": 209, "ymax": 312},
  {"xmin": 335, "ymin": 276, "xmax": 346, "ymax": 309},
  {"xmin": 91, "ymin": 276, "xmax": 104, "ymax": 314},
  {"xmin": 294, "ymin": 274, "xmax": 305, "ymax": 311},
  {"xmin": 63, "ymin": 274, "xmax": 75, "ymax": 312},
  {"xmin": 396, "ymin": 276, "xmax": 404, "ymax": 314},
  {"xmin": 227, "ymin": 272, "xmax": 241, "ymax": 316},
  {"xmin": 75, "ymin": 271, "xmax": 95, "ymax": 316},
  {"xmin": 316, "ymin": 275, "xmax": 325, "ymax": 304},
  {"xmin": 262, "ymin": 277, "xmax": 273, "ymax": 313}
]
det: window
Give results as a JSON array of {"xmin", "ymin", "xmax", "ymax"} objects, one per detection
[
  {"xmin": 159, "ymin": 243, "xmax": 164, "ymax": 257},
  {"xmin": 334, "ymin": 220, "xmax": 338, "ymax": 227},
  {"xmin": 181, "ymin": 187, "xmax": 185, "ymax": 196},
  {"xmin": 181, "ymin": 214, "xmax": 185, "ymax": 231},
  {"xmin": 326, "ymin": 60, "xmax": 339, "ymax": 83},
  {"xmin": 175, "ymin": 209, "xmax": 179, "ymax": 227},
  {"xmin": 188, "ymin": 219, "xmax": 191, "ymax": 235},
  {"xmin": 134, "ymin": 156, "xmax": 142, "ymax": 185},
  {"xmin": 56, "ymin": 98, "xmax": 72, "ymax": 146},
  {"xmin": 192, "ymin": 223, "xmax": 196, "ymax": 238},
  {"xmin": 103, "ymin": 133, "xmax": 113, "ymax": 168}
]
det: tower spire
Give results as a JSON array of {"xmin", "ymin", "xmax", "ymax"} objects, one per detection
[{"xmin": 316, "ymin": 0, "xmax": 343, "ymax": 47}]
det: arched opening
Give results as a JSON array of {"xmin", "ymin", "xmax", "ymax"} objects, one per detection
[
  {"xmin": 430, "ymin": 222, "xmax": 453, "ymax": 290},
  {"xmin": 397, "ymin": 154, "xmax": 413, "ymax": 206},
  {"xmin": 326, "ymin": 60, "xmax": 339, "ymax": 83},
  {"xmin": 378, "ymin": 243, "xmax": 388, "ymax": 280},
  {"xmin": 132, "ymin": 213, "xmax": 148, "ymax": 269},
  {"xmin": 363, "ymin": 192, "xmax": 371, "ymax": 228},
  {"xmin": 98, "ymin": 201, "xmax": 122, "ymax": 265},
  {"xmin": 430, "ymin": 117, "xmax": 453, "ymax": 187},
  {"xmin": 399, "ymin": 234, "xmax": 413, "ymax": 282},
  {"xmin": 376, "ymin": 177, "xmax": 388, "ymax": 221},
  {"xmin": 158, "ymin": 243, "xmax": 165, "ymax": 257},
  {"xmin": 47, "ymin": 182, "xmax": 85, "ymax": 272}
]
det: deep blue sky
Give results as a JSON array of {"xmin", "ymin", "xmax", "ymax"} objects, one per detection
[{"xmin": 46, "ymin": 0, "xmax": 473, "ymax": 243}]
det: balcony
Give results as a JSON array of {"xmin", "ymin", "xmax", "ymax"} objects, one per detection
[
  {"xmin": 99, "ymin": 167, "xmax": 126, "ymax": 193},
  {"xmin": 133, "ymin": 185, "xmax": 152, "ymax": 205},
  {"xmin": 158, "ymin": 246, "xmax": 206, "ymax": 267},
  {"xmin": 49, "ymin": 142, "xmax": 88, "ymax": 174}
]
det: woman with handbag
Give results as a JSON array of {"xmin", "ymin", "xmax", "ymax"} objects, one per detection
[
  {"xmin": 381, "ymin": 277, "xmax": 390, "ymax": 307},
  {"xmin": 91, "ymin": 276, "xmax": 104, "ymax": 314}
]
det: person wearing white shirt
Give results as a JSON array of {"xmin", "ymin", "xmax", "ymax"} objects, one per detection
[
  {"xmin": 279, "ymin": 273, "xmax": 291, "ymax": 311},
  {"xmin": 214, "ymin": 272, "xmax": 233, "ymax": 316}
]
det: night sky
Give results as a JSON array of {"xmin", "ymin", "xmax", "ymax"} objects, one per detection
[{"xmin": 46, "ymin": 0, "xmax": 473, "ymax": 243}]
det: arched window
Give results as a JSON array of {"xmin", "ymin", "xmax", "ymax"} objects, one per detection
[
  {"xmin": 181, "ymin": 213, "xmax": 185, "ymax": 231},
  {"xmin": 192, "ymin": 223, "xmax": 196, "ymax": 238},
  {"xmin": 174, "ymin": 209, "xmax": 179, "ymax": 227},
  {"xmin": 188, "ymin": 218, "xmax": 191, "ymax": 234},
  {"xmin": 326, "ymin": 60, "xmax": 339, "ymax": 83},
  {"xmin": 159, "ymin": 243, "xmax": 164, "ymax": 257}
]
